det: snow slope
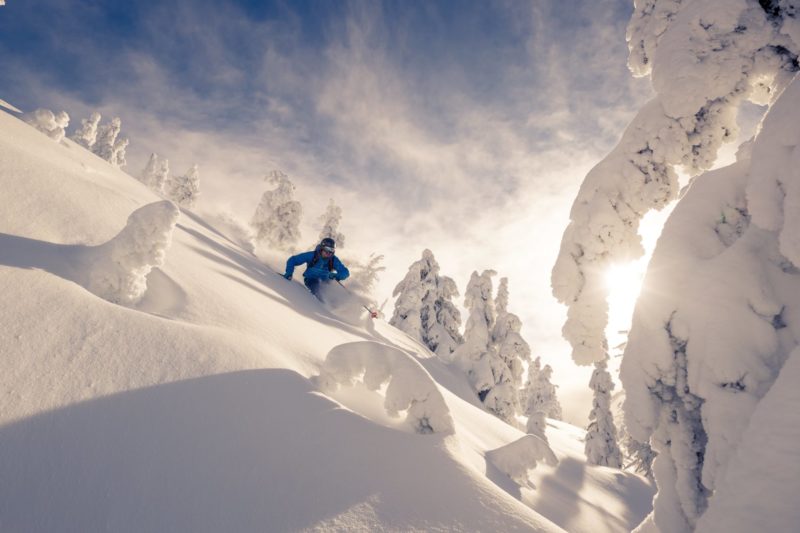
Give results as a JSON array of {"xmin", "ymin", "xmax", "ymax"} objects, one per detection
[{"xmin": 0, "ymin": 109, "xmax": 652, "ymax": 532}]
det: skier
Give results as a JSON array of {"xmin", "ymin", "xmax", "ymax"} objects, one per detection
[{"xmin": 283, "ymin": 237, "xmax": 350, "ymax": 296}]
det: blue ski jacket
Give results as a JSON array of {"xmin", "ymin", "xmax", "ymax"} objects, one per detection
[{"xmin": 284, "ymin": 248, "xmax": 350, "ymax": 281}]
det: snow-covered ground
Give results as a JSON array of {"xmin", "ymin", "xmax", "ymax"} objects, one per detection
[{"xmin": 0, "ymin": 109, "xmax": 652, "ymax": 532}]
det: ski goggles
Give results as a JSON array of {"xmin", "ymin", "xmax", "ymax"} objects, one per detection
[{"xmin": 321, "ymin": 246, "xmax": 335, "ymax": 254}]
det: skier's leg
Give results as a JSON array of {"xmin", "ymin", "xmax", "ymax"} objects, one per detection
[{"xmin": 304, "ymin": 277, "xmax": 321, "ymax": 297}]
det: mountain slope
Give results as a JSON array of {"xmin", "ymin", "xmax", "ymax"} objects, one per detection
[{"xmin": 0, "ymin": 109, "xmax": 652, "ymax": 532}]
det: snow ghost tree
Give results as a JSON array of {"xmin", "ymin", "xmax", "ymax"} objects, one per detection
[
  {"xmin": 316, "ymin": 199, "xmax": 345, "ymax": 248},
  {"xmin": 492, "ymin": 278, "xmax": 531, "ymax": 395},
  {"xmin": 548, "ymin": 1, "xmax": 800, "ymax": 530},
  {"xmin": 82, "ymin": 200, "xmax": 180, "ymax": 305},
  {"xmin": 551, "ymin": 0, "xmax": 800, "ymax": 367},
  {"xmin": 585, "ymin": 360, "xmax": 622, "ymax": 468},
  {"xmin": 92, "ymin": 117, "xmax": 128, "ymax": 167},
  {"xmin": 71, "ymin": 111, "xmax": 101, "ymax": 149},
  {"xmin": 166, "ymin": 164, "xmax": 200, "ymax": 208},
  {"xmin": 22, "ymin": 108, "xmax": 70, "ymax": 142},
  {"xmin": 140, "ymin": 153, "xmax": 170, "ymax": 194},
  {"xmin": 523, "ymin": 356, "xmax": 563, "ymax": 439},
  {"xmin": 390, "ymin": 249, "xmax": 463, "ymax": 359},
  {"xmin": 250, "ymin": 170, "xmax": 302, "ymax": 252},
  {"xmin": 113, "ymin": 137, "xmax": 128, "ymax": 168},
  {"xmin": 453, "ymin": 270, "xmax": 519, "ymax": 424}
]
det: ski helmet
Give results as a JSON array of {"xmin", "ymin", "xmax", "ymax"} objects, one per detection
[{"xmin": 320, "ymin": 237, "xmax": 335, "ymax": 249}]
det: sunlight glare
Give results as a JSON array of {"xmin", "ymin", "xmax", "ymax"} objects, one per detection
[
  {"xmin": 604, "ymin": 261, "xmax": 645, "ymax": 355},
  {"xmin": 604, "ymin": 206, "xmax": 674, "ymax": 356}
]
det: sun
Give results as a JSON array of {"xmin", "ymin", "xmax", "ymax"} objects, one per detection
[
  {"xmin": 605, "ymin": 261, "xmax": 645, "ymax": 310},
  {"xmin": 604, "ymin": 261, "xmax": 646, "ymax": 354},
  {"xmin": 603, "ymin": 206, "xmax": 674, "ymax": 354}
]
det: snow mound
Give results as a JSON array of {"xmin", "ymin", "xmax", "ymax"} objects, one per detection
[
  {"xmin": 315, "ymin": 341, "xmax": 455, "ymax": 434},
  {"xmin": 487, "ymin": 434, "xmax": 559, "ymax": 488},
  {"xmin": 82, "ymin": 200, "xmax": 180, "ymax": 305}
]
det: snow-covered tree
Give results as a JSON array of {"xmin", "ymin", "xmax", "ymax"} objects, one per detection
[
  {"xmin": 622, "ymin": 431, "xmax": 656, "ymax": 482},
  {"xmin": 390, "ymin": 250, "xmax": 462, "ymax": 359},
  {"xmin": 585, "ymin": 360, "xmax": 622, "ymax": 468},
  {"xmin": 139, "ymin": 153, "xmax": 170, "ymax": 194},
  {"xmin": 523, "ymin": 357, "xmax": 549, "ymax": 439},
  {"xmin": 552, "ymin": 0, "xmax": 800, "ymax": 369},
  {"xmin": 523, "ymin": 357, "xmax": 563, "ymax": 422},
  {"xmin": 492, "ymin": 278, "xmax": 531, "ymax": 398},
  {"xmin": 453, "ymin": 270, "xmax": 518, "ymax": 424},
  {"xmin": 82, "ymin": 200, "xmax": 180, "ymax": 306},
  {"xmin": 553, "ymin": 3, "xmax": 800, "ymax": 529},
  {"xmin": 92, "ymin": 117, "xmax": 128, "ymax": 167},
  {"xmin": 71, "ymin": 111, "xmax": 101, "ymax": 148},
  {"xmin": 140, "ymin": 154, "xmax": 160, "ymax": 189},
  {"xmin": 250, "ymin": 170, "xmax": 302, "ymax": 252},
  {"xmin": 22, "ymin": 108, "xmax": 69, "ymax": 142},
  {"xmin": 166, "ymin": 164, "xmax": 200, "ymax": 208},
  {"xmin": 112, "ymin": 137, "xmax": 128, "ymax": 168},
  {"xmin": 316, "ymin": 199, "xmax": 345, "ymax": 249}
]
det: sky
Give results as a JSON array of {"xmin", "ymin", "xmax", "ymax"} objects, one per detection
[{"xmin": 0, "ymin": 0, "xmax": 653, "ymax": 424}]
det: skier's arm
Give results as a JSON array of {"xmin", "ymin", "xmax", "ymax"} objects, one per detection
[
  {"xmin": 332, "ymin": 257, "xmax": 349, "ymax": 281},
  {"xmin": 285, "ymin": 252, "xmax": 313, "ymax": 278}
]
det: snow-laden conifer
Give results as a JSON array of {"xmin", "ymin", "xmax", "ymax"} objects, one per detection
[
  {"xmin": 251, "ymin": 170, "xmax": 302, "ymax": 252},
  {"xmin": 591, "ymin": 1, "xmax": 800, "ymax": 530},
  {"xmin": 82, "ymin": 200, "xmax": 180, "ymax": 305},
  {"xmin": 316, "ymin": 199, "xmax": 345, "ymax": 249},
  {"xmin": 92, "ymin": 117, "xmax": 128, "ymax": 167},
  {"xmin": 552, "ymin": 0, "xmax": 800, "ymax": 370},
  {"xmin": 524, "ymin": 355, "xmax": 562, "ymax": 439},
  {"xmin": 112, "ymin": 137, "xmax": 128, "ymax": 168},
  {"xmin": 585, "ymin": 360, "xmax": 622, "ymax": 468},
  {"xmin": 390, "ymin": 249, "xmax": 462, "ymax": 359},
  {"xmin": 492, "ymin": 278, "xmax": 531, "ymax": 401},
  {"xmin": 166, "ymin": 164, "xmax": 200, "ymax": 208},
  {"xmin": 156, "ymin": 158, "xmax": 170, "ymax": 193},
  {"xmin": 550, "ymin": 3, "xmax": 800, "ymax": 527},
  {"xmin": 22, "ymin": 108, "xmax": 70, "ymax": 142},
  {"xmin": 453, "ymin": 270, "xmax": 518, "ymax": 424},
  {"xmin": 140, "ymin": 153, "xmax": 170, "ymax": 194},
  {"xmin": 71, "ymin": 111, "xmax": 101, "ymax": 149},
  {"xmin": 622, "ymin": 431, "xmax": 655, "ymax": 481}
]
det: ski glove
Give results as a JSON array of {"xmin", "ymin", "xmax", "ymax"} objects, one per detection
[
  {"xmin": 283, "ymin": 273, "xmax": 292, "ymax": 280},
  {"xmin": 328, "ymin": 271, "xmax": 338, "ymax": 280}
]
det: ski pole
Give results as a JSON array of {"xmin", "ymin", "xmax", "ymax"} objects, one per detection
[{"xmin": 336, "ymin": 280, "xmax": 379, "ymax": 318}]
